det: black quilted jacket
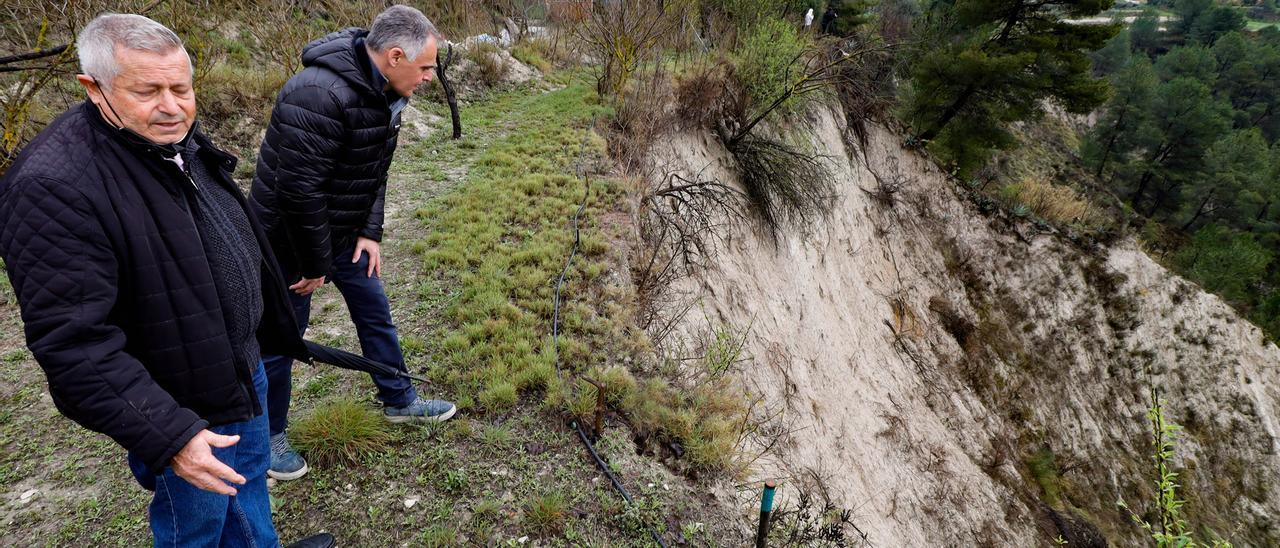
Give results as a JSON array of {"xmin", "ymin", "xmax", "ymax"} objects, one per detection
[
  {"xmin": 0, "ymin": 102, "xmax": 309, "ymax": 471},
  {"xmin": 250, "ymin": 28, "xmax": 403, "ymax": 279}
]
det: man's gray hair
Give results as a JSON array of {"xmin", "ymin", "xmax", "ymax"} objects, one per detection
[
  {"xmin": 77, "ymin": 13, "xmax": 188, "ymax": 89},
  {"xmin": 366, "ymin": 5, "xmax": 442, "ymax": 61}
]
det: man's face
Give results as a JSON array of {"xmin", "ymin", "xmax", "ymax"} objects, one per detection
[
  {"xmin": 382, "ymin": 36, "xmax": 438, "ymax": 97},
  {"xmin": 79, "ymin": 47, "xmax": 196, "ymax": 145}
]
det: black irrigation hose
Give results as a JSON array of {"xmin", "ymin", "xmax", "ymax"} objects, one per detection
[{"xmin": 551, "ymin": 131, "xmax": 668, "ymax": 548}]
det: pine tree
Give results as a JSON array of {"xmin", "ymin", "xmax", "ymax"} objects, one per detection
[
  {"xmin": 1125, "ymin": 77, "xmax": 1231, "ymax": 217},
  {"xmin": 1189, "ymin": 5, "xmax": 1245, "ymax": 45},
  {"xmin": 903, "ymin": 0, "xmax": 1117, "ymax": 172},
  {"xmin": 1091, "ymin": 28, "xmax": 1133, "ymax": 77},
  {"xmin": 1178, "ymin": 128, "xmax": 1271, "ymax": 230},
  {"xmin": 827, "ymin": 0, "xmax": 879, "ymax": 35},
  {"xmin": 1211, "ymin": 33, "xmax": 1280, "ymax": 136},
  {"xmin": 1083, "ymin": 58, "xmax": 1157, "ymax": 177},
  {"xmin": 1130, "ymin": 8, "xmax": 1164, "ymax": 54},
  {"xmin": 1172, "ymin": 0, "xmax": 1214, "ymax": 36},
  {"xmin": 1154, "ymin": 44, "xmax": 1218, "ymax": 84}
]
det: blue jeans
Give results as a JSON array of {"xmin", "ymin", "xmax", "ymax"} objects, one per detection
[
  {"xmin": 264, "ymin": 246, "xmax": 416, "ymax": 435},
  {"xmin": 127, "ymin": 363, "xmax": 277, "ymax": 547}
]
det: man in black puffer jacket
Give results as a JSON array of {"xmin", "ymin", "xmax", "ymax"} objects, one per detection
[
  {"xmin": 250, "ymin": 5, "xmax": 456, "ymax": 481},
  {"xmin": 0, "ymin": 14, "xmax": 331, "ymax": 548}
]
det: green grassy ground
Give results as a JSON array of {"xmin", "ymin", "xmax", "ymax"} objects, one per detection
[{"xmin": 0, "ymin": 75, "xmax": 745, "ymax": 546}]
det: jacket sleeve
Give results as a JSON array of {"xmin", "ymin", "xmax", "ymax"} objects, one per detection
[
  {"xmin": 0, "ymin": 176, "xmax": 207, "ymax": 471},
  {"xmin": 359, "ymin": 179, "xmax": 386, "ymax": 242},
  {"xmin": 273, "ymin": 85, "xmax": 345, "ymax": 278}
]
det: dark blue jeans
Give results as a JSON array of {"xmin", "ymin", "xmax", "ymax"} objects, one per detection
[
  {"xmin": 264, "ymin": 246, "xmax": 416, "ymax": 435},
  {"xmin": 127, "ymin": 363, "xmax": 276, "ymax": 547}
]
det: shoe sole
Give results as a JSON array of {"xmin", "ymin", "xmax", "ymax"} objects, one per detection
[
  {"xmin": 384, "ymin": 404, "xmax": 457, "ymax": 424},
  {"xmin": 267, "ymin": 462, "xmax": 309, "ymax": 481}
]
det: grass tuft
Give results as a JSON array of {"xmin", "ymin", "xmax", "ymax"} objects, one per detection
[
  {"xmin": 1000, "ymin": 178, "xmax": 1102, "ymax": 228},
  {"xmin": 291, "ymin": 398, "xmax": 393, "ymax": 466},
  {"xmin": 479, "ymin": 381, "xmax": 519, "ymax": 411},
  {"xmin": 524, "ymin": 491, "xmax": 569, "ymax": 536}
]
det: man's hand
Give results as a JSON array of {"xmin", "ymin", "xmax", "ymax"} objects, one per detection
[
  {"xmin": 353, "ymin": 236, "xmax": 381, "ymax": 278},
  {"xmin": 289, "ymin": 275, "xmax": 325, "ymax": 295},
  {"xmin": 171, "ymin": 429, "xmax": 245, "ymax": 496}
]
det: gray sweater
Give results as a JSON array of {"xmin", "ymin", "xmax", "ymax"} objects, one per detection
[{"xmin": 181, "ymin": 139, "xmax": 264, "ymax": 374}]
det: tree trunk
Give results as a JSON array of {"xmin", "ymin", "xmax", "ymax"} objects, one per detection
[
  {"xmin": 917, "ymin": 84, "xmax": 978, "ymax": 142},
  {"xmin": 1145, "ymin": 180, "xmax": 1178, "ymax": 218},
  {"xmin": 1130, "ymin": 169, "xmax": 1155, "ymax": 209},
  {"xmin": 1095, "ymin": 106, "xmax": 1127, "ymax": 178},
  {"xmin": 1180, "ymin": 190, "xmax": 1216, "ymax": 232},
  {"xmin": 435, "ymin": 43, "xmax": 462, "ymax": 140}
]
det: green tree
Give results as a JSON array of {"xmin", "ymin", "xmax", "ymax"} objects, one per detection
[
  {"xmin": 1154, "ymin": 44, "xmax": 1217, "ymax": 84},
  {"xmin": 1189, "ymin": 6, "xmax": 1245, "ymax": 45},
  {"xmin": 878, "ymin": 0, "xmax": 923, "ymax": 41},
  {"xmin": 903, "ymin": 0, "xmax": 1116, "ymax": 173},
  {"xmin": 1131, "ymin": 8, "xmax": 1165, "ymax": 54},
  {"xmin": 1091, "ymin": 28, "xmax": 1133, "ymax": 77},
  {"xmin": 1175, "ymin": 225, "xmax": 1273, "ymax": 303},
  {"xmin": 1177, "ymin": 128, "xmax": 1272, "ymax": 231},
  {"xmin": 1243, "ymin": 142, "xmax": 1280, "ymax": 232},
  {"xmin": 1172, "ymin": 0, "xmax": 1213, "ymax": 36},
  {"xmin": 1124, "ymin": 77, "xmax": 1231, "ymax": 216},
  {"xmin": 1084, "ymin": 58, "xmax": 1158, "ymax": 177},
  {"xmin": 1172, "ymin": 0, "xmax": 1245, "ymax": 45},
  {"xmin": 705, "ymin": 0, "xmax": 798, "ymax": 28},
  {"xmin": 1211, "ymin": 33, "xmax": 1280, "ymax": 136},
  {"xmin": 827, "ymin": 0, "xmax": 880, "ymax": 35},
  {"xmin": 735, "ymin": 16, "xmax": 809, "ymax": 114}
]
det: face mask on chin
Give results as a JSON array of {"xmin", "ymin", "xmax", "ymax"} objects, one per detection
[{"xmin": 90, "ymin": 76, "xmax": 196, "ymax": 159}]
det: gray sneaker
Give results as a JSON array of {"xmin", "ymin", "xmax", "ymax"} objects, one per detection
[
  {"xmin": 384, "ymin": 396, "xmax": 457, "ymax": 424},
  {"xmin": 268, "ymin": 432, "xmax": 309, "ymax": 481}
]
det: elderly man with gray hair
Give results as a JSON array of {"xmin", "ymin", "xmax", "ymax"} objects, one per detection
[
  {"xmin": 251, "ymin": 5, "xmax": 456, "ymax": 482},
  {"xmin": 0, "ymin": 13, "xmax": 332, "ymax": 548}
]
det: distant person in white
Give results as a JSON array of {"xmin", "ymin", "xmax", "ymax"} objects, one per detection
[{"xmin": 804, "ymin": 7, "xmax": 815, "ymax": 28}]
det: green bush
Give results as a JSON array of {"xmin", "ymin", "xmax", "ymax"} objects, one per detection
[
  {"xmin": 733, "ymin": 16, "xmax": 810, "ymax": 116},
  {"xmin": 1174, "ymin": 225, "xmax": 1273, "ymax": 304}
]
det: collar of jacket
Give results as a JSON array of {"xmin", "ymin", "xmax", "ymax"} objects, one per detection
[
  {"xmin": 81, "ymin": 100, "xmax": 238, "ymax": 178},
  {"xmin": 354, "ymin": 36, "xmax": 404, "ymax": 107}
]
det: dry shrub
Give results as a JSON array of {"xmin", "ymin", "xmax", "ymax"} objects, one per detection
[
  {"xmin": 731, "ymin": 133, "xmax": 835, "ymax": 241},
  {"xmin": 673, "ymin": 60, "xmax": 748, "ymax": 132},
  {"xmin": 830, "ymin": 36, "xmax": 900, "ymax": 146},
  {"xmin": 465, "ymin": 41, "xmax": 510, "ymax": 87},
  {"xmin": 606, "ymin": 68, "xmax": 674, "ymax": 171},
  {"xmin": 576, "ymin": 1, "xmax": 674, "ymax": 99},
  {"xmin": 1006, "ymin": 178, "xmax": 1102, "ymax": 227},
  {"xmin": 513, "ymin": 23, "xmax": 585, "ymax": 72},
  {"xmin": 198, "ymin": 63, "xmax": 291, "ymax": 153},
  {"xmin": 511, "ymin": 38, "xmax": 553, "ymax": 72},
  {"xmin": 421, "ymin": 0, "xmax": 498, "ymax": 37},
  {"xmin": 928, "ymin": 296, "xmax": 976, "ymax": 349}
]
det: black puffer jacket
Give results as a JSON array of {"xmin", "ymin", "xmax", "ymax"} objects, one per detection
[
  {"xmin": 0, "ymin": 102, "xmax": 309, "ymax": 472},
  {"xmin": 250, "ymin": 28, "xmax": 403, "ymax": 279}
]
